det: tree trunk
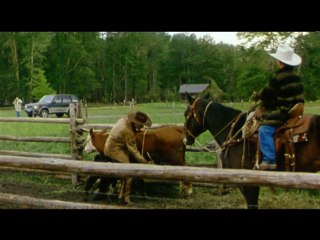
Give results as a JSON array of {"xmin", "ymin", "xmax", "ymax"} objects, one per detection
[
  {"xmin": 124, "ymin": 57, "xmax": 128, "ymax": 103},
  {"xmin": 30, "ymin": 33, "xmax": 35, "ymax": 93},
  {"xmin": 8, "ymin": 33, "xmax": 20, "ymax": 94}
]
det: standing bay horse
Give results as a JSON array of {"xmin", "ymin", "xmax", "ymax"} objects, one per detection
[{"xmin": 184, "ymin": 93, "xmax": 320, "ymax": 209}]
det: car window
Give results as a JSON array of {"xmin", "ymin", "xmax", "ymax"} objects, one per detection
[
  {"xmin": 53, "ymin": 96, "xmax": 62, "ymax": 103},
  {"xmin": 39, "ymin": 95, "xmax": 54, "ymax": 103},
  {"xmin": 63, "ymin": 96, "xmax": 71, "ymax": 103},
  {"xmin": 71, "ymin": 95, "xmax": 78, "ymax": 102}
]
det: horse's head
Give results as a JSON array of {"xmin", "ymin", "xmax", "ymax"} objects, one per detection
[
  {"xmin": 183, "ymin": 93, "xmax": 207, "ymax": 145},
  {"xmin": 84, "ymin": 129, "xmax": 98, "ymax": 153}
]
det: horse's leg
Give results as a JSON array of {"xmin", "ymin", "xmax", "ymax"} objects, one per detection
[
  {"xmin": 179, "ymin": 181, "xmax": 193, "ymax": 196},
  {"xmin": 239, "ymin": 186, "xmax": 260, "ymax": 209},
  {"xmin": 93, "ymin": 177, "xmax": 118, "ymax": 201},
  {"xmin": 85, "ymin": 153, "xmax": 105, "ymax": 200},
  {"xmin": 226, "ymin": 143, "xmax": 260, "ymax": 208},
  {"xmin": 175, "ymin": 149, "xmax": 193, "ymax": 196},
  {"xmin": 100, "ymin": 177, "xmax": 118, "ymax": 194},
  {"xmin": 131, "ymin": 178, "xmax": 145, "ymax": 196},
  {"xmin": 99, "ymin": 177, "xmax": 111, "ymax": 193},
  {"xmin": 84, "ymin": 176, "xmax": 99, "ymax": 201}
]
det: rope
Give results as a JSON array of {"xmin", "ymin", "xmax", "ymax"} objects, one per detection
[
  {"xmin": 240, "ymin": 111, "xmax": 250, "ymax": 168},
  {"xmin": 70, "ymin": 129, "xmax": 87, "ymax": 141},
  {"xmin": 188, "ymin": 138, "xmax": 224, "ymax": 153},
  {"xmin": 141, "ymin": 128, "xmax": 148, "ymax": 156}
]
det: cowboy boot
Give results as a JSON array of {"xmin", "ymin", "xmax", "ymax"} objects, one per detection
[{"xmin": 119, "ymin": 178, "xmax": 132, "ymax": 205}]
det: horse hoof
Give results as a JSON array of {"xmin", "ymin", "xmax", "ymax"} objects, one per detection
[{"xmin": 247, "ymin": 204, "xmax": 258, "ymax": 209}]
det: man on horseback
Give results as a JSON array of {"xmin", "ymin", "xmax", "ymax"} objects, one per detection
[{"xmin": 254, "ymin": 44, "xmax": 304, "ymax": 170}]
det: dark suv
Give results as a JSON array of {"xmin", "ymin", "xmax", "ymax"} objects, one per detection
[{"xmin": 24, "ymin": 94, "xmax": 79, "ymax": 118}]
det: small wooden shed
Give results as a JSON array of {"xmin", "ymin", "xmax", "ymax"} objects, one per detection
[{"xmin": 179, "ymin": 83, "xmax": 210, "ymax": 99}]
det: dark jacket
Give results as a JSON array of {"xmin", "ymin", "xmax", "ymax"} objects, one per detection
[{"xmin": 258, "ymin": 67, "xmax": 304, "ymax": 126}]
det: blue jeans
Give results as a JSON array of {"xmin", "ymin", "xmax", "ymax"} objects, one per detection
[
  {"xmin": 16, "ymin": 111, "xmax": 20, "ymax": 117},
  {"xmin": 259, "ymin": 125, "xmax": 277, "ymax": 163}
]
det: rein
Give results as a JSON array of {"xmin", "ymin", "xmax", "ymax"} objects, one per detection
[
  {"xmin": 186, "ymin": 99, "xmax": 248, "ymax": 160},
  {"xmin": 187, "ymin": 98, "xmax": 242, "ymax": 140},
  {"xmin": 202, "ymin": 101, "xmax": 213, "ymax": 127},
  {"xmin": 212, "ymin": 113, "xmax": 242, "ymax": 140}
]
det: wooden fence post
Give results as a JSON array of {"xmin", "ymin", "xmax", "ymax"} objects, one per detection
[
  {"xmin": 70, "ymin": 100, "xmax": 86, "ymax": 185},
  {"xmin": 76, "ymin": 100, "xmax": 85, "ymax": 160},
  {"xmin": 69, "ymin": 102, "xmax": 80, "ymax": 185}
]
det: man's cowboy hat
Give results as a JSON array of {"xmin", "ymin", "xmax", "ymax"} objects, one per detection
[
  {"xmin": 127, "ymin": 111, "xmax": 152, "ymax": 127},
  {"xmin": 269, "ymin": 44, "xmax": 302, "ymax": 66}
]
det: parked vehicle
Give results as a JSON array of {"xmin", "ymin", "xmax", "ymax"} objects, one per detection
[{"xmin": 24, "ymin": 94, "xmax": 79, "ymax": 118}]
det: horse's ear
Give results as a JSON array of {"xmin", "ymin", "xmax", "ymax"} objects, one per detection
[
  {"xmin": 90, "ymin": 128, "xmax": 93, "ymax": 135},
  {"xmin": 185, "ymin": 92, "xmax": 194, "ymax": 104}
]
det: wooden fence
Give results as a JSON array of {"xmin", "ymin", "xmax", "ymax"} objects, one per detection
[
  {"xmin": 0, "ymin": 102, "xmax": 86, "ymax": 184},
  {"xmin": 1, "ymin": 155, "xmax": 320, "ymax": 190}
]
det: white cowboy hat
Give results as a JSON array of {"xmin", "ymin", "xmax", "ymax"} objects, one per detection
[
  {"xmin": 127, "ymin": 111, "xmax": 152, "ymax": 127},
  {"xmin": 269, "ymin": 44, "xmax": 302, "ymax": 66}
]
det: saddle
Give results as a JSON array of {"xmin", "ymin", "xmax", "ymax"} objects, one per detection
[{"xmin": 244, "ymin": 103, "xmax": 312, "ymax": 171}]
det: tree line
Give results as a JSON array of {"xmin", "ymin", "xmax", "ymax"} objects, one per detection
[{"xmin": 0, "ymin": 32, "xmax": 319, "ymax": 106}]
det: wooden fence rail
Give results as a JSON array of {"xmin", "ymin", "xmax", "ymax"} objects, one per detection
[
  {"xmin": 0, "ymin": 117, "xmax": 84, "ymax": 124},
  {"xmin": 0, "ymin": 155, "xmax": 320, "ymax": 190},
  {"xmin": 81, "ymin": 123, "xmax": 184, "ymax": 130},
  {"xmin": 0, "ymin": 192, "xmax": 131, "ymax": 209},
  {"xmin": 0, "ymin": 135, "xmax": 70, "ymax": 143}
]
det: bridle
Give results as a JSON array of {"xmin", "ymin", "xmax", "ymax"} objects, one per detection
[
  {"xmin": 184, "ymin": 97, "xmax": 213, "ymax": 140},
  {"xmin": 185, "ymin": 98, "xmax": 243, "ymax": 143}
]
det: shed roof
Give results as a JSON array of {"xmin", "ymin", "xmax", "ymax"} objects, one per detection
[{"xmin": 179, "ymin": 84, "xmax": 210, "ymax": 94}]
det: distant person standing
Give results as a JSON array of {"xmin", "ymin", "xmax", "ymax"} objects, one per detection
[{"xmin": 13, "ymin": 97, "xmax": 22, "ymax": 117}]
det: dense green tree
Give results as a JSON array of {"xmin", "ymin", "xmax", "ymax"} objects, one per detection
[
  {"xmin": 19, "ymin": 32, "xmax": 53, "ymax": 101},
  {"xmin": 297, "ymin": 32, "xmax": 320, "ymax": 100},
  {"xmin": 230, "ymin": 46, "xmax": 270, "ymax": 101},
  {"xmin": 237, "ymin": 32, "xmax": 303, "ymax": 50},
  {"xmin": 0, "ymin": 32, "xmax": 22, "ymax": 103},
  {"xmin": 0, "ymin": 32, "xmax": 318, "ymax": 106}
]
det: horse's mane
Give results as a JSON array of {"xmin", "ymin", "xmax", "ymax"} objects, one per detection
[{"xmin": 199, "ymin": 98, "xmax": 243, "ymax": 122}]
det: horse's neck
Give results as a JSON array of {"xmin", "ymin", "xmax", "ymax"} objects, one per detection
[{"xmin": 204, "ymin": 102, "xmax": 243, "ymax": 145}]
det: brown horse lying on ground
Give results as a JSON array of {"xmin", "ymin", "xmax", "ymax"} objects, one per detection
[{"xmin": 84, "ymin": 125, "xmax": 192, "ymax": 200}]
